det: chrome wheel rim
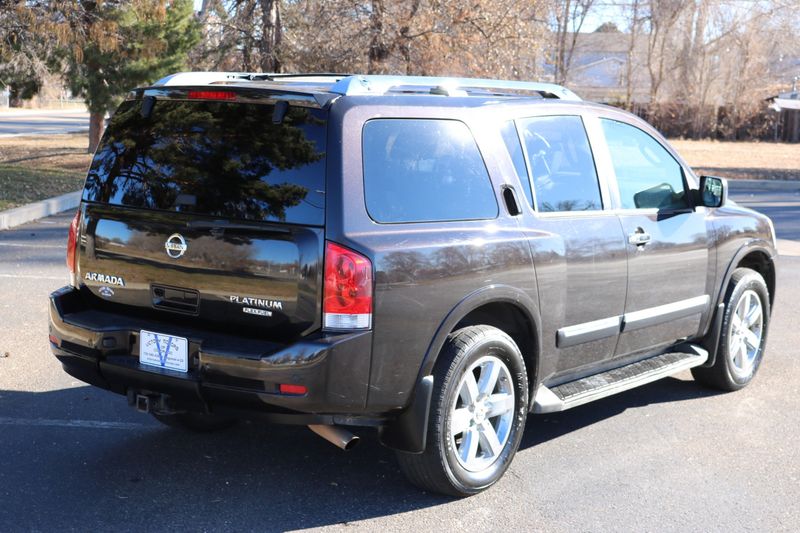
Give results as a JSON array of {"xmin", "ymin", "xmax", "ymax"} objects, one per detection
[
  {"xmin": 728, "ymin": 289, "xmax": 763, "ymax": 378},
  {"xmin": 449, "ymin": 355, "xmax": 515, "ymax": 472}
]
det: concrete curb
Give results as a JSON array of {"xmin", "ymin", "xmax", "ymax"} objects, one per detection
[
  {"xmin": 0, "ymin": 128, "xmax": 89, "ymax": 139},
  {"xmin": 0, "ymin": 191, "xmax": 81, "ymax": 230}
]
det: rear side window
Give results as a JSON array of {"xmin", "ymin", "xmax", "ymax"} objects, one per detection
[
  {"xmin": 500, "ymin": 121, "xmax": 534, "ymax": 208},
  {"xmin": 518, "ymin": 115, "xmax": 602, "ymax": 212},
  {"xmin": 601, "ymin": 119, "xmax": 688, "ymax": 210},
  {"xmin": 362, "ymin": 119, "xmax": 498, "ymax": 223},
  {"xmin": 84, "ymin": 99, "xmax": 327, "ymax": 225}
]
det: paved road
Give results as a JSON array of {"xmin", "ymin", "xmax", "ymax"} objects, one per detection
[
  {"xmin": 0, "ymin": 183, "xmax": 798, "ymax": 532},
  {"xmin": 0, "ymin": 109, "xmax": 89, "ymax": 136}
]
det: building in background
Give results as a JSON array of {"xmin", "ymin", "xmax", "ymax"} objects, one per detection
[{"xmin": 768, "ymin": 82, "xmax": 800, "ymax": 142}]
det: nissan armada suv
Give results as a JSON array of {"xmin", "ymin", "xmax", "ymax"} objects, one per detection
[{"xmin": 49, "ymin": 73, "xmax": 777, "ymax": 497}]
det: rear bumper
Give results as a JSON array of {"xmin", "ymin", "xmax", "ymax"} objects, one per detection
[{"xmin": 48, "ymin": 287, "xmax": 383, "ymax": 426}]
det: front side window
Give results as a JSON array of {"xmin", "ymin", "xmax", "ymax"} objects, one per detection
[
  {"xmin": 362, "ymin": 119, "xmax": 498, "ymax": 223},
  {"xmin": 601, "ymin": 119, "xmax": 688, "ymax": 210},
  {"xmin": 518, "ymin": 115, "xmax": 602, "ymax": 212}
]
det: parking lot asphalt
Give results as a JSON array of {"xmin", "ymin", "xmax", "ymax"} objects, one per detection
[
  {"xmin": 0, "ymin": 182, "xmax": 798, "ymax": 532},
  {"xmin": 0, "ymin": 109, "xmax": 90, "ymax": 137}
]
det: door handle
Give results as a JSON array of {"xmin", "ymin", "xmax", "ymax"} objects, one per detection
[{"xmin": 628, "ymin": 230, "xmax": 651, "ymax": 246}]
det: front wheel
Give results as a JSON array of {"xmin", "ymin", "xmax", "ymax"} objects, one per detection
[
  {"xmin": 693, "ymin": 267, "xmax": 771, "ymax": 391},
  {"xmin": 396, "ymin": 325, "xmax": 529, "ymax": 497}
]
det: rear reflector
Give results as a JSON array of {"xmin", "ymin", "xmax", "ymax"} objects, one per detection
[
  {"xmin": 323, "ymin": 242, "xmax": 373, "ymax": 330},
  {"xmin": 49, "ymin": 335, "xmax": 60, "ymax": 346},
  {"xmin": 66, "ymin": 209, "xmax": 81, "ymax": 275},
  {"xmin": 187, "ymin": 90, "xmax": 236, "ymax": 101},
  {"xmin": 279, "ymin": 383, "xmax": 308, "ymax": 396}
]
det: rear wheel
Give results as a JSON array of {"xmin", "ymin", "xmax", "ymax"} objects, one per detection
[
  {"xmin": 692, "ymin": 267, "xmax": 770, "ymax": 391},
  {"xmin": 152, "ymin": 412, "xmax": 237, "ymax": 432},
  {"xmin": 396, "ymin": 325, "xmax": 529, "ymax": 497}
]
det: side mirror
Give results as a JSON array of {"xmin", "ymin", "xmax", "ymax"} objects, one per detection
[{"xmin": 698, "ymin": 175, "xmax": 727, "ymax": 208}]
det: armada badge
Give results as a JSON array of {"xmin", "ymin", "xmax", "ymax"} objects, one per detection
[
  {"xmin": 84, "ymin": 272, "xmax": 125, "ymax": 286},
  {"xmin": 165, "ymin": 233, "xmax": 187, "ymax": 259}
]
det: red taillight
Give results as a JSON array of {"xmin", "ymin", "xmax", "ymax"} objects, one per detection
[
  {"xmin": 323, "ymin": 242, "xmax": 373, "ymax": 330},
  {"xmin": 66, "ymin": 209, "xmax": 81, "ymax": 274},
  {"xmin": 187, "ymin": 90, "xmax": 236, "ymax": 101},
  {"xmin": 278, "ymin": 383, "xmax": 308, "ymax": 396}
]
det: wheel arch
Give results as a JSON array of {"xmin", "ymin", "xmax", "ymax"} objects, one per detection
[
  {"xmin": 379, "ymin": 285, "xmax": 541, "ymax": 454},
  {"xmin": 420, "ymin": 285, "xmax": 542, "ymax": 397},
  {"xmin": 717, "ymin": 241, "xmax": 776, "ymax": 309},
  {"xmin": 734, "ymin": 248, "xmax": 776, "ymax": 308}
]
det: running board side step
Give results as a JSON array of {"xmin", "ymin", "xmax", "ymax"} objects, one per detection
[{"xmin": 533, "ymin": 346, "xmax": 709, "ymax": 414}]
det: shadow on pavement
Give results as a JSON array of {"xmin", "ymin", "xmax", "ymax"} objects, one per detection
[
  {"xmin": 0, "ymin": 376, "xmax": 720, "ymax": 529},
  {"xmin": 0, "ymin": 386, "xmax": 448, "ymax": 530},
  {"xmin": 521, "ymin": 376, "xmax": 722, "ymax": 449}
]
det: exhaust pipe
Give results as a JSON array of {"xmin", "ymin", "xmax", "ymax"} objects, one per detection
[{"xmin": 308, "ymin": 424, "xmax": 360, "ymax": 451}]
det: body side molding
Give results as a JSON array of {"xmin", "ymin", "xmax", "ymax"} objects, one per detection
[
  {"xmin": 557, "ymin": 316, "xmax": 622, "ymax": 348},
  {"xmin": 554, "ymin": 295, "xmax": 710, "ymax": 349},
  {"xmin": 622, "ymin": 295, "xmax": 710, "ymax": 332}
]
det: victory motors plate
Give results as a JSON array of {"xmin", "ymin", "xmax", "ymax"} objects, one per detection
[{"xmin": 139, "ymin": 330, "xmax": 189, "ymax": 373}]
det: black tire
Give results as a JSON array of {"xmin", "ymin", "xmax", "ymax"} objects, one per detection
[
  {"xmin": 396, "ymin": 325, "xmax": 529, "ymax": 497},
  {"xmin": 152, "ymin": 412, "xmax": 237, "ymax": 432},
  {"xmin": 692, "ymin": 267, "xmax": 770, "ymax": 391}
]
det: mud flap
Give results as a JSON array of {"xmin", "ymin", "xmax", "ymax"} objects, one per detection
[{"xmin": 377, "ymin": 375, "xmax": 434, "ymax": 454}]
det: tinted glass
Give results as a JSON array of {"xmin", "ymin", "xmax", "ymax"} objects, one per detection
[
  {"xmin": 362, "ymin": 119, "xmax": 498, "ymax": 223},
  {"xmin": 84, "ymin": 99, "xmax": 327, "ymax": 225},
  {"xmin": 519, "ymin": 115, "xmax": 601, "ymax": 212},
  {"xmin": 500, "ymin": 121, "xmax": 533, "ymax": 207},
  {"xmin": 601, "ymin": 119, "xmax": 688, "ymax": 210}
]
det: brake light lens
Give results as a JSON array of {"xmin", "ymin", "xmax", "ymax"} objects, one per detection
[
  {"xmin": 187, "ymin": 90, "xmax": 236, "ymax": 101},
  {"xmin": 66, "ymin": 209, "xmax": 81, "ymax": 275},
  {"xmin": 323, "ymin": 242, "xmax": 373, "ymax": 329}
]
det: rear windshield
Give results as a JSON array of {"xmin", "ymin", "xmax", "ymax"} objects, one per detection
[{"xmin": 83, "ymin": 99, "xmax": 327, "ymax": 225}]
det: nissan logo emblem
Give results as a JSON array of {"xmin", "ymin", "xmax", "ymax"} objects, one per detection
[{"xmin": 165, "ymin": 233, "xmax": 187, "ymax": 259}]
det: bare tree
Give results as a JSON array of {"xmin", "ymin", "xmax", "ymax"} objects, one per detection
[
  {"xmin": 551, "ymin": 0, "xmax": 596, "ymax": 85},
  {"xmin": 623, "ymin": 0, "xmax": 644, "ymax": 110}
]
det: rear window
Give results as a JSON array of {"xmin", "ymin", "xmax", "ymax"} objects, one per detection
[
  {"xmin": 84, "ymin": 98, "xmax": 327, "ymax": 225},
  {"xmin": 362, "ymin": 119, "xmax": 498, "ymax": 223}
]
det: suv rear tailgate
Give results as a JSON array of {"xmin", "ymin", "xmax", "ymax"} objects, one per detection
[
  {"xmin": 77, "ymin": 89, "xmax": 327, "ymax": 340},
  {"xmin": 80, "ymin": 204, "xmax": 322, "ymax": 338}
]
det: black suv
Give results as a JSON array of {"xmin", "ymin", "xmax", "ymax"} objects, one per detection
[{"xmin": 49, "ymin": 73, "xmax": 777, "ymax": 497}]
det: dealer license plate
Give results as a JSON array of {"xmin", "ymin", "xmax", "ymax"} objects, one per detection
[{"xmin": 139, "ymin": 330, "xmax": 189, "ymax": 373}]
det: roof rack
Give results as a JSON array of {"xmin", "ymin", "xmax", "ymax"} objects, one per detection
[
  {"xmin": 154, "ymin": 71, "xmax": 254, "ymax": 86},
  {"xmin": 153, "ymin": 72, "xmax": 350, "ymax": 86},
  {"xmin": 328, "ymin": 75, "xmax": 581, "ymax": 100},
  {"xmin": 152, "ymin": 72, "xmax": 580, "ymax": 101}
]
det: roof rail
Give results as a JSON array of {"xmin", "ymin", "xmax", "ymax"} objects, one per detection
[
  {"xmin": 153, "ymin": 71, "xmax": 254, "ymax": 86},
  {"xmin": 152, "ymin": 72, "xmax": 581, "ymax": 101},
  {"xmin": 329, "ymin": 75, "xmax": 581, "ymax": 100},
  {"xmin": 153, "ymin": 72, "xmax": 351, "ymax": 87}
]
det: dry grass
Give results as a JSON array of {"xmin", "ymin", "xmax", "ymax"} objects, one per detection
[
  {"xmin": 670, "ymin": 139, "xmax": 800, "ymax": 181},
  {"xmin": 0, "ymin": 133, "xmax": 92, "ymax": 173},
  {"xmin": 0, "ymin": 133, "xmax": 91, "ymax": 210}
]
